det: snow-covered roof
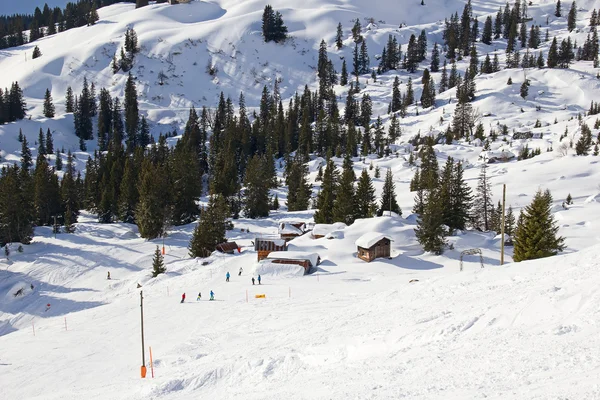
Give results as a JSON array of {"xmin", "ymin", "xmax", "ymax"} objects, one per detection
[
  {"xmin": 278, "ymin": 222, "xmax": 305, "ymax": 235},
  {"xmin": 267, "ymin": 251, "xmax": 320, "ymax": 267},
  {"xmin": 325, "ymin": 230, "xmax": 344, "ymax": 239},
  {"xmin": 313, "ymin": 222, "xmax": 347, "ymax": 236},
  {"xmin": 355, "ymin": 232, "xmax": 393, "ymax": 249}
]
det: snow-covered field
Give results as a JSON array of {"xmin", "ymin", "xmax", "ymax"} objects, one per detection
[
  {"xmin": 2, "ymin": 0, "xmax": 600, "ymax": 398},
  {"xmin": 2, "ymin": 211, "xmax": 600, "ymax": 399}
]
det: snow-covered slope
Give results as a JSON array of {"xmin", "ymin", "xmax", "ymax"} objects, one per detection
[{"xmin": 1, "ymin": 214, "xmax": 600, "ymax": 399}]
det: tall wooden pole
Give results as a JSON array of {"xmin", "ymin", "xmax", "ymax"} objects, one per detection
[
  {"xmin": 140, "ymin": 291, "xmax": 147, "ymax": 378},
  {"xmin": 500, "ymin": 184, "xmax": 506, "ymax": 265}
]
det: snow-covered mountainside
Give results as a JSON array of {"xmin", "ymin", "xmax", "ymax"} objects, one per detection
[{"xmin": 2, "ymin": 0, "xmax": 600, "ymax": 398}]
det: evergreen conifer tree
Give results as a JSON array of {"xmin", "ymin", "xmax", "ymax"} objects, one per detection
[
  {"xmin": 124, "ymin": 73, "xmax": 139, "ymax": 150},
  {"xmin": 243, "ymin": 154, "xmax": 272, "ymax": 218},
  {"xmin": 151, "ymin": 245, "xmax": 166, "ymax": 277},
  {"xmin": 473, "ymin": 163, "xmax": 494, "ymax": 231},
  {"xmin": 567, "ymin": 1, "xmax": 577, "ymax": 31},
  {"xmin": 313, "ymin": 158, "xmax": 339, "ymax": 223},
  {"xmin": 65, "ymin": 86, "xmax": 74, "ymax": 113},
  {"xmin": 513, "ymin": 189, "xmax": 565, "ymax": 261},
  {"xmin": 378, "ymin": 168, "xmax": 401, "ymax": 216},
  {"xmin": 136, "ymin": 159, "xmax": 170, "ymax": 239},
  {"xmin": 189, "ymin": 195, "xmax": 229, "ymax": 258},
  {"xmin": 332, "ymin": 155, "xmax": 356, "ymax": 224},
  {"xmin": 355, "ymin": 168, "xmax": 376, "ymax": 219},
  {"xmin": 285, "ymin": 155, "xmax": 312, "ymax": 211},
  {"xmin": 43, "ymin": 89, "xmax": 55, "ymax": 118},
  {"xmin": 415, "ymin": 188, "xmax": 447, "ymax": 254}
]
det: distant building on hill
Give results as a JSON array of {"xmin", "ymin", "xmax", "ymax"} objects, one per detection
[{"xmin": 278, "ymin": 222, "xmax": 307, "ymax": 241}]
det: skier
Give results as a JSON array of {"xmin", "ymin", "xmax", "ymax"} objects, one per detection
[
  {"xmin": 107, "ymin": 271, "xmax": 111, "ymax": 280},
  {"xmin": 258, "ymin": 275, "xmax": 262, "ymax": 285},
  {"xmin": 181, "ymin": 293, "xmax": 186, "ymax": 303},
  {"xmin": 252, "ymin": 277, "xmax": 255, "ymax": 285},
  {"xmin": 210, "ymin": 290, "xmax": 215, "ymax": 301},
  {"xmin": 238, "ymin": 267, "xmax": 243, "ymax": 276},
  {"xmin": 226, "ymin": 272, "xmax": 230, "ymax": 282},
  {"xmin": 197, "ymin": 292, "xmax": 201, "ymax": 301}
]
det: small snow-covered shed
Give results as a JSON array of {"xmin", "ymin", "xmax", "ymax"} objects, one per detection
[
  {"xmin": 355, "ymin": 232, "xmax": 393, "ymax": 262},
  {"xmin": 312, "ymin": 222, "xmax": 347, "ymax": 239},
  {"xmin": 278, "ymin": 222, "xmax": 307, "ymax": 241},
  {"xmin": 266, "ymin": 251, "xmax": 321, "ymax": 274},
  {"xmin": 254, "ymin": 236, "xmax": 287, "ymax": 261},
  {"xmin": 216, "ymin": 242, "xmax": 239, "ymax": 254}
]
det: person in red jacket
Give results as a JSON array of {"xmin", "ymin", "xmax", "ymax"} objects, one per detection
[{"xmin": 180, "ymin": 293, "xmax": 186, "ymax": 303}]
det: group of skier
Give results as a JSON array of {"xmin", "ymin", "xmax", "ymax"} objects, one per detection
[
  {"xmin": 179, "ymin": 267, "xmax": 261, "ymax": 304},
  {"xmin": 181, "ymin": 290, "xmax": 215, "ymax": 303},
  {"xmin": 226, "ymin": 267, "xmax": 261, "ymax": 285}
]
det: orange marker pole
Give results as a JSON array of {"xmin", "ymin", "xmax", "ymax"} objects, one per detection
[{"xmin": 149, "ymin": 346, "xmax": 154, "ymax": 378}]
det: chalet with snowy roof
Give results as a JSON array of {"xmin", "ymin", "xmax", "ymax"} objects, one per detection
[
  {"xmin": 266, "ymin": 251, "xmax": 321, "ymax": 274},
  {"xmin": 355, "ymin": 232, "xmax": 393, "ymax": 262},
  {"xmin": 278, "ymin": 222, "xmax": 307, "ymax": 241},
  {"xmin": 312, "ymin": 223, "xmax": 347, "ymax": 239},
  {"xmin": 254, "ymin": 236, "xmax": 287, "ymax": 261},
  {"xmin": 215, "ymin": 242, "xmax": 239, "ymax": 254}
]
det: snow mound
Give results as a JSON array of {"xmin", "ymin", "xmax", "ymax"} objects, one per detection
[
  {"xmin": 253, "ymin": 261, "xmax": 305, "ymax": 277},
  {"xmin": 355, "ymin": 232, "xmax": 393, "ymax": 249}
]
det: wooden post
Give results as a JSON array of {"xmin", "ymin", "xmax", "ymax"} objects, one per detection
[
  {"xmin": 500, "ymin": 184, "xmax": 506, "ymax": 265},
  {"xmin": 149, "ymin": 346, "xmax": 154, "ymax": 378}
]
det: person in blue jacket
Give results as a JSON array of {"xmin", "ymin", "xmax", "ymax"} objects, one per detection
[
  {"xmin": 210, "ymin": 290, "xmax": 215, "ymax": 300},
  {"xmin": 226, "ymin": 272, "xmax": 230, "ymax": 282},
  {"xmin": 257, "ymin": 275, "xmax": 262, "ymax": 285}
]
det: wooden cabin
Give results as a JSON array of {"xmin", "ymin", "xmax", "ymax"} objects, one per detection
[
  {"xmin": 278, "ymin": 222, "xmax": 306, "ymax": 241},
  {"xmin": 355, "ymin": 232, "xmax": 393, "ymax": 262},
  {"xmin": 215, "ymin": 242, "xmax": 239, "ymax": 254},
  {"xmin": 254, "ymin": 236, "xmax": 287, "ymax": 261},
  {"xmin": 312, "ymin": 222, "xmax": 347, "ymax": 239},
  {"xmin": 265, "ymin": 251, "xmax": 321, "ymax": 274}
]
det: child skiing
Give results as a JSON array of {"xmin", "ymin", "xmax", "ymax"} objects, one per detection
[
  {"xmin": 209, "ymin": 290, "xmax": 215, "ymax": 301},
  {"xmin": 226, "ymin": 272, "xmax": 230, "ymax": 282},
  {"xmin": 197, "ymin": 292, "xmax": 201, "ymax": 301},
  {"xmin": 238, "ymin": 267, "xmax": 243, "ymax": 276},
  {"xmin": 258, "ymin": 275, "xmax": 262, "ymax": 285},
  {"xmin": 252, "ymin": 277, "xmax": 255, "ymax": 285},
  {"xmin": 180, "ymin": 293, "xmax": 186, "ymax": 303}
]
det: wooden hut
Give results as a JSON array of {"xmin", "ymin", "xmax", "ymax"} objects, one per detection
[
  {"xmin": 312, "ymin": 222, "xmax": 347, "ymax": 239},
  {"xmin": 215, "ymin": 242, "xmax": 239, "ymax": 254},
  {"xmin": 278, "ymin": 222, "xmax": 306, "ymax": 241},
  {"xmin": 265, "ymin": 251, "xmax": 320, "ymax": 274},
  {"xmin": 355, "ymin": 232, "xmax": 393, "ymax": 262},
  {"xmin": 254, "ymin": 236, "xmax": 287, "ymax": 261}
]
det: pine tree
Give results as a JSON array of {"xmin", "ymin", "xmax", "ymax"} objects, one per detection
[
  {"xmin": 548, "ymin": 37, "xmax": 559, "ymax": 67},
  {"xmin": 336, "ymin": 22, "xmax": 343, "ymax": 49},
  {"xmin": 55, "ymin": 149, "xmax": 63, "ymax": 171},
  {"xmin": 378, "ymin": 168, "xmax": 401, "ymax": 216},
  {"xmin": 151, "ymin": 246, "xmax": 166, "ymax": 277},
  {"xmin": 136, "ymin": 159, "xmax": 170, "ymax": 239},
  {"xmin": 43, "ymin": 89, "xmax": 55, "ymax": 118},
  {"xmin": 118, "ymin": 156, "xmax": 139, "ymax": 223},
  {"xmin": 340, "ymin": 60, "xmax": 348, "ymax": 86},
  {"xmin": 65, "ymin": 86, "xmax": 74, "ymax": 113},
  {"xmin": 482, "ymin": 16, "xmax": 493, "ymax": 44},
  {"xmin": 124, "ymin": 73, "xmax": 139, "ymax": 150},
  {"xmin": 520, "ymin": 80, "xmax": 529, "ymax": 99},
  {"xmin": 313, "ymin": 158, "xmax": 339, "ymax": 223},
  {"xmin": 473, "ymin": 163, "xmax": 494, "ymax": 231},
  {"xmin": 45, "ymin": 128, "xmax": 54, "ymax": 154},
  {"xmin": 0, "ymin": 165, "xmax": 34, "ymax": 245},
  {"xmin": 189, "ymin": 195, "xmax": 229, "ymax": 258},
  {"xmin": 567, "ymin": 1, "xmax": 577, "ymax": 32},
  {"xmin": 513, "ymin": 189, "xmax": 565, "ymax": 261},
  {"xmin": 332, "ymin": 155, "xmax": 356, "ymax": 224},
  {"xmin": 243, "ymin": 154, "xmax": 271, "ymax": 218},
  {"xmin": 505, "ymin": 205, "xmax": 516, "ymax": 236},
  {"xmin": 414, "ymin": 188, "xmax": 447, "ymax": 254},
  {"xmin": 355, "ymin": 168, "xmax": 376, "ymax": 219},
  {"xmin": 285, "ymin": 155, "xmax": 312, "ymax": 211},
  {"xmin": 37, "ymin": 128, "xmax": 46, "ymax": 155},
  {"xmin": 575, "ymin": 123, "xmax": 593, "ymax": 155}
]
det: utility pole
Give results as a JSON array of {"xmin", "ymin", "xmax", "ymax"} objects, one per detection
[
  {"xmin": 500, "ymin": 184, "xmax": 506, "ymax": 265},
  {"xmin": 140, "ymin": 291, "xmax": 147, "ymax": 378}
]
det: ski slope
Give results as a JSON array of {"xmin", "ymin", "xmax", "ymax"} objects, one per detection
[{"xmin": 1, "ymin": 213, "xmax": 600, "ymax": 399}]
